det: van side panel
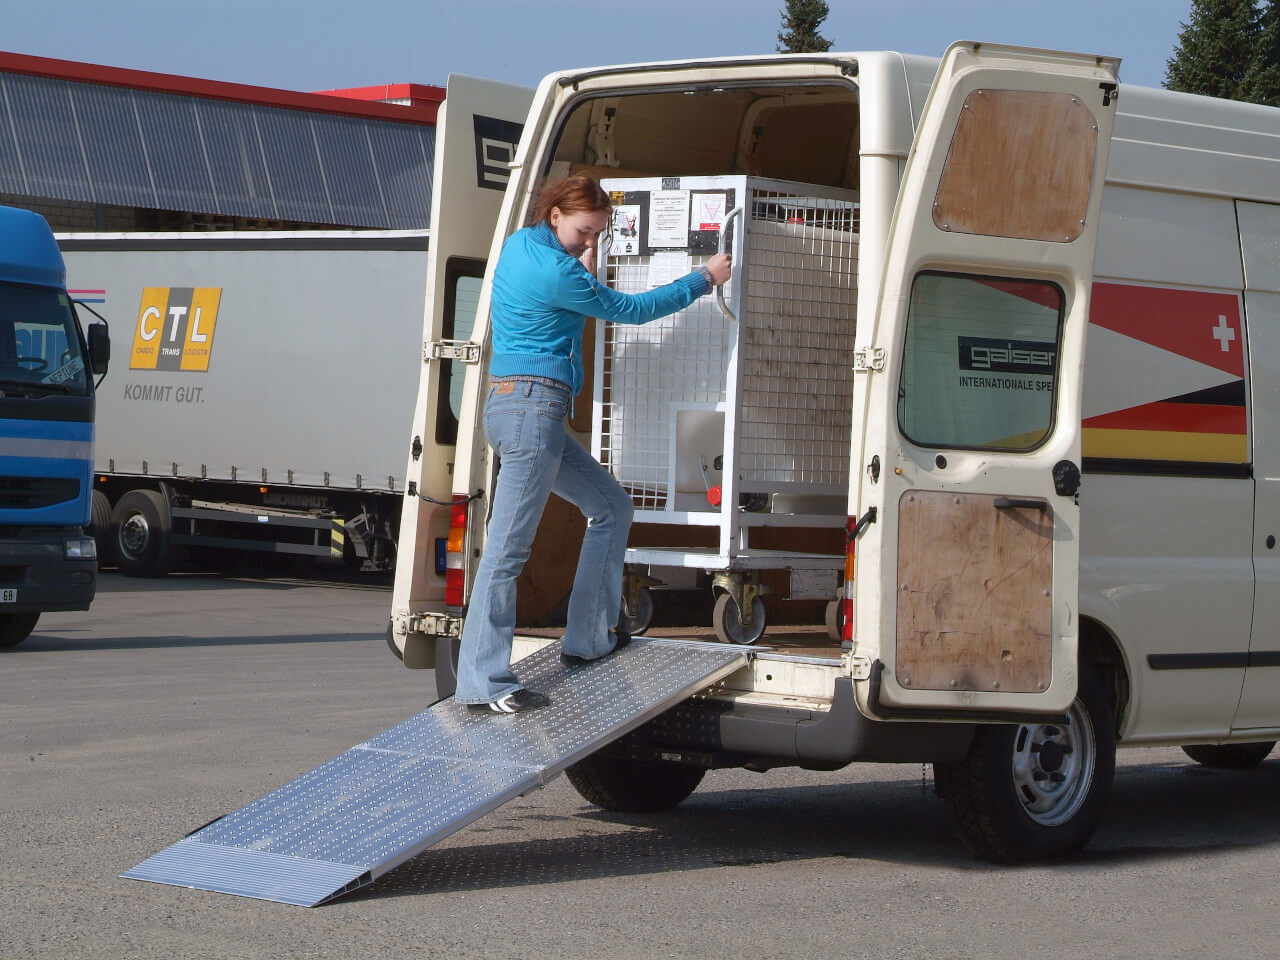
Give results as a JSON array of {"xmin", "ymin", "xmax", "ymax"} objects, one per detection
[
  {"xmin": 1082, "ymin": 185, "xmax": 1252, "ymax": 741},
  {"xmin": 1234, "ymin": 199, "xmax": 1280, "ymax": 730}
]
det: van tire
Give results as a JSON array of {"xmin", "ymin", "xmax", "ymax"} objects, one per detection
[
  {"xmin": 934, "ymin": 664, "xmax": 1115, "ymax": 863},
  {"xmin": 90, "ymin": 490, "xmax": 115, "ymax": 567},
  {"xmin": 565, "ymin": 754, "xmax": 705, "ymax": 813},
  {"xmin": 1181, "ymin": 741, "xmax": 1275, "ymax": 769},
  {"xmin": 112, "ymin": 490, "xmax": 175, "ymax": 577},
  {"xmin": 0, "ymin": 612, "xmax": 39, "ymax": 648}
]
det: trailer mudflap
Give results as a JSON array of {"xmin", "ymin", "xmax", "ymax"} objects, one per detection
[{"xmin": 123, "ymin": 639, "xmax": 746, "ymax": 906}]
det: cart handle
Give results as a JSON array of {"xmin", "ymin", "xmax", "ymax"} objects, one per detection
[{"xmin": 715, "ymin": 206, "xmax": 743, "ymax": 322}]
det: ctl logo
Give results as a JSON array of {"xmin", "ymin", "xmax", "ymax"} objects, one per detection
[{"xmin": 129, "ymin": 287, "xmax": 221, "ymax": 371}]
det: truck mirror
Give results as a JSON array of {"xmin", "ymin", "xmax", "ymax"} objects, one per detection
[{"xmin": 87, "ymin": 323, "xmax": 110, "ymax": 375}]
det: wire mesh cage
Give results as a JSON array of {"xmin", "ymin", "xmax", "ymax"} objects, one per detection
[{"xmin": 593, "ymin": 176, "xmax": 859, "ymax": 525}]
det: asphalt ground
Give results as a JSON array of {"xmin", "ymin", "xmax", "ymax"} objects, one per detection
[{"xmin": 5, "ymin": 571, "xmax": 1280, "ymax": 959}]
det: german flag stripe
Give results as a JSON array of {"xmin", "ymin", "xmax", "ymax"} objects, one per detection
[
  {"xmin": 1083, "ymin": 428, "xmax": 1248, "ymax": 464},
  {"xmin": 1083, "ymin": 400, "xmax": 1246, "ymax": 434}
]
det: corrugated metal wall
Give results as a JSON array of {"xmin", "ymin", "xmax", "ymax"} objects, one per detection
[{"xmin": 0, "ymin": 71, "xmax": 434, "ymax": 228}]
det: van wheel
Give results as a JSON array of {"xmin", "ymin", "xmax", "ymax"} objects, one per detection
[
  {"xmin": 0, "ymin": 612, "xmax": 39, "ymax": 648},
  {"xmin": 934, "ymin": 664, "xmax": 1115, "ymax": 863},
  {"xmin": 712, "ymin": 592, "xmax": 766, "ymax": 645},
  {"xmin": 566, "ymin": 753, "xmax": 705, "ymax": 812},
  {"xmin": 112, "ymin": 490, "xmax": 175, "ymax": 577},
  {"xmin": 1181, "ymin": 741, "xmax": 1275, "ymax": 769},
  {"xmin": 90, "ymin": 490, "xmax": 115, "ymax": 567}
]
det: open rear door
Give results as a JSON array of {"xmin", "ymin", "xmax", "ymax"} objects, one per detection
[
  {"xmin": 853, "ymin": 43, "xmax": 1118, "ymax": 718},
  {"xmin": 391, "ymin": 74, "xmax": 533, "ymax": 668}
]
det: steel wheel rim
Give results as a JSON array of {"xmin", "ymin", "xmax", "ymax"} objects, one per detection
[
  {"xmin": 1010, "ymin": 696, "xmax": 1096, "ymax": 827},
  {"xmin": 119, "ymin": 513, "xmax": 150, "ymax": 558}
]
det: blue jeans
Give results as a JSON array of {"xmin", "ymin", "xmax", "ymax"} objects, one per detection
[{"xmin": 455, "ymin": 379, "xmax": 635, "ymax": 704}]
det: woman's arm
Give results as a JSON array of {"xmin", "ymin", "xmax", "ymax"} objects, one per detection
[{"xmin": 555, "ymin": 261, "xmax": 707, "ymax": 325}]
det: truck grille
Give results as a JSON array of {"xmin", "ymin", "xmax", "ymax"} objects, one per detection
[{"xmin": 0, "ymin": 477, "xmax": 80, "ymax": 509}]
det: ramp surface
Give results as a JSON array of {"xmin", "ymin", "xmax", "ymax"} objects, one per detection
[{"xmin": 123, "ymin": 639, "xmax": 747, "ymax": 906}]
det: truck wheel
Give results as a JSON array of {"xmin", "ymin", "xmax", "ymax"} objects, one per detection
[
  {"xmin": 934, "ymin": 664, "xmax": 1115, "ymax": 863},
  {"xmin": 712, "ymin": 592, "xmax": 766, "ymax": 645},
  {"xmin": 0, "ymin": 612, "xmax": 39, "ymax": 648},
  {"xmin": 112, "ymin": 490, "xmax": 175, "ymax": 577},
  {"xmin": 90, "ymin": 489, "xmax": 115, "ymax": 567},
  {"xmin": 1181, "ymin": 741, "xmax": 1275, "ymax": 769},
  {"xmin": 565, "ymin": 753, "xmax": 705, "ymax": 812}
]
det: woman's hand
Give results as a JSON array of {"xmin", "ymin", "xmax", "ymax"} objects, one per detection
[
  {"xmin": 579, "ymin": 247, "xmax": 595, "ymax": 274},
  {"xmin": 705, "ymin": 253, "xmax": 732, "ymax": 287}
]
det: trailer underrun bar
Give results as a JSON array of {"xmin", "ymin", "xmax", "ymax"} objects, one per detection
[{"xmin": 123, "ymin": 639, "xmax": 749, "ymax": 906}]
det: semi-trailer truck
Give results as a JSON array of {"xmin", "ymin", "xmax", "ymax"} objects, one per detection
[{"xmin": 0, "ymin": 205, "xmax": 108, "ymax": 647}]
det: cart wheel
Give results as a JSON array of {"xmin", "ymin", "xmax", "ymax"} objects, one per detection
[
  {"xmin": 713, "ymin": 592, "xmax": 766, "ymax": 645},
  {"xmin": 621, "ymin": 586, "xmax": 654, "ymax": 636},
  {"xmin": 824, "ymin": 599, "xmax": 846, "ymax": 642}
]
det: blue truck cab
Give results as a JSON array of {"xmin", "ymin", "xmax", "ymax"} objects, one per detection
[{"xmin": 0, "ymin": 206, "xmax": 109, "ymax": 648}]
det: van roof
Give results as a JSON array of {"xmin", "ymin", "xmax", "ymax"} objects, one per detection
[{"xmin": 0, "ymin": 206, "xmax": 65, "ymax": 289}]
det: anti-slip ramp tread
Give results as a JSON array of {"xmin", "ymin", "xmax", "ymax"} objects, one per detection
[{"xmin": 123, "ymin": 638, "xmax": 748, "ymax": 906}]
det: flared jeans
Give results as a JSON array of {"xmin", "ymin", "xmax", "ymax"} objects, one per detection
[{"xmin": 454, "ymin": 378, "xmax": 634, "ymax": 704}]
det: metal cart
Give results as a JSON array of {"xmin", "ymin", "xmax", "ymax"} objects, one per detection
[{"xmin": 593, "ymin": 176, "xmax": 858, "ymax": 643}]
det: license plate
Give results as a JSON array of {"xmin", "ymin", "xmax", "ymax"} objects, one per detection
[{"xmin": 1, "ymin": 588, "xmax": 16, "ymax": 603}]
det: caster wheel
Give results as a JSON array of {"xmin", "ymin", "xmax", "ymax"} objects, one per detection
[
  {"xmin": 712, "ymin": 592, "xmax": 766, "ymax": 645},
  {"xmin": 621, "ymin": 586, "xmax": 654, "ymax": 636}
]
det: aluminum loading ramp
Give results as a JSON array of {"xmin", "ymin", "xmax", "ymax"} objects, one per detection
[{"xmin": 124, "ymin": 639, "xmax": 748, "ymax": 906}]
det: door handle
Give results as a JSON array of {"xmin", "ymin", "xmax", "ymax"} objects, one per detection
[
  {"xmin": 994, "ymin": 497, "xmax": 1048, "ymax": 511},
  {"xmin": 714, "ymin": 206, "xmax": 743, "ymax": 322}
]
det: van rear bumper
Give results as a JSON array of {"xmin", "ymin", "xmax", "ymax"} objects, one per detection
[
  {"xmin": 641, "ymin": 678, "xmax": 976, "ymax": 768},
  {"xmin": 0, "ymin": 535, "xmax": 96, "ymax": 613}
]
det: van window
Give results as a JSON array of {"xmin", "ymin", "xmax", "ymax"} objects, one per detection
[
  {"xmin": 434, "ymin": 258, "xmax": 486, "ymax": 446},
  {"xmin": 896, "ymin": 272, "xmax": 1063, "ymax": 451}
]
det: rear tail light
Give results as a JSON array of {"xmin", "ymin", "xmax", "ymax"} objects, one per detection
[{"xmin": 445, "ymin": 496, "xmax": 468, "ymax": 608}]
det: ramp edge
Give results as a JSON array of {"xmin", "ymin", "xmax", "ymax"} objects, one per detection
[{"xmin": 123, "ymin": 839, "xmax": 371, "ymax": 907}]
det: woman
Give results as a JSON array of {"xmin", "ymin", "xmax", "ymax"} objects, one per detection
[{"xmin": 457, "ymin": 176, "xmax": 732, "ymax": 713}]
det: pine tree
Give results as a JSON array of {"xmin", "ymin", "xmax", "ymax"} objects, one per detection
[
  {"xmin": 777, "ymin": 0, "xmax": 833, "ymax": 54},
  {"xmin": 1242, "ymin": 0, "xmax": 1280, "ymax": 104},
  {"xmin": 1165, "ymin": 0, "xmax": 1264, "ymax": 100}
]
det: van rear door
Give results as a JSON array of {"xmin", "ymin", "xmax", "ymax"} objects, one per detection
[
  {"xmin": 853, "ymin": 43, "xmax": 1119, "ymax": 717},
  {"xmin": 391, "ymin": 74, "xmax": 533, "ymax": 667}
]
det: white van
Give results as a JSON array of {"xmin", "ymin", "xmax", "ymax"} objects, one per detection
[{"xmin": 390, "ymin": 42, "xmax": 1280, "ymax": 862}]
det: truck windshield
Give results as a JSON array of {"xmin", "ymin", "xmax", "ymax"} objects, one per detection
[{"xmin": 0, "ymin": 281, "xmax": 88, "ymax": 395}]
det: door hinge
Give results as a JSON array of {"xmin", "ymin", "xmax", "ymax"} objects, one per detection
[
  {"xmin": 848, "ymin": 654, "xmax": 873, "ymax": 680},
  {"xmin": 395, "ymin": 611, "xmax": 463, "ymax": 638},
  {"xmin": 425, "ymin": 340, "xmax": 481, "ymax": 364},
  {"xmin": 853, "ymin": 347, "xmax": 886, "ymax": 373}
]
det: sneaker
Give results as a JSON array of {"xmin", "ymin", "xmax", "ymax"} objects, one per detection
[
  {"xmin": 467, "ymin": 689, "xmax": 550, "ymax": 714},
  {"xmin": 560, "ymin": 627, "xmax": 631, "ymax": 667}
]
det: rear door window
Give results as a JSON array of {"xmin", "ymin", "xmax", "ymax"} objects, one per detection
[{"xmin": 897, "ymin": 272, "xmax": 1064, "ymax": 451}]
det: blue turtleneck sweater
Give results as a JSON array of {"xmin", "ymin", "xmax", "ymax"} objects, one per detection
[{"xmin": 488, "ymin": 220, "xmax": 709, "ymax": 394}]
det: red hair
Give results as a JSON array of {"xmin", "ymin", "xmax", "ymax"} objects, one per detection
[{"xmin": 534, "ymin": 176, "xmax": 611, "ymax": 225}]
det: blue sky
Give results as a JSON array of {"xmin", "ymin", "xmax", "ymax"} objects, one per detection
[{"xmin": 6, "ymin": 0, "xmax": 1193, "ymax": 93}]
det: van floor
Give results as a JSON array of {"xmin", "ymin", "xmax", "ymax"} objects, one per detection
[{"xmin": 516, "ymin": 623, "xmax": 839, "ymax": 662}]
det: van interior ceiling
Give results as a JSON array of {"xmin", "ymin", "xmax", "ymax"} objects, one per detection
[
  {"xmin": 512, "ymin": 80, "xmax": 861, "ymax": 646},
  {"xmin": 546, "ymin": 83, "xmax": 860, "ymax": 188}
]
